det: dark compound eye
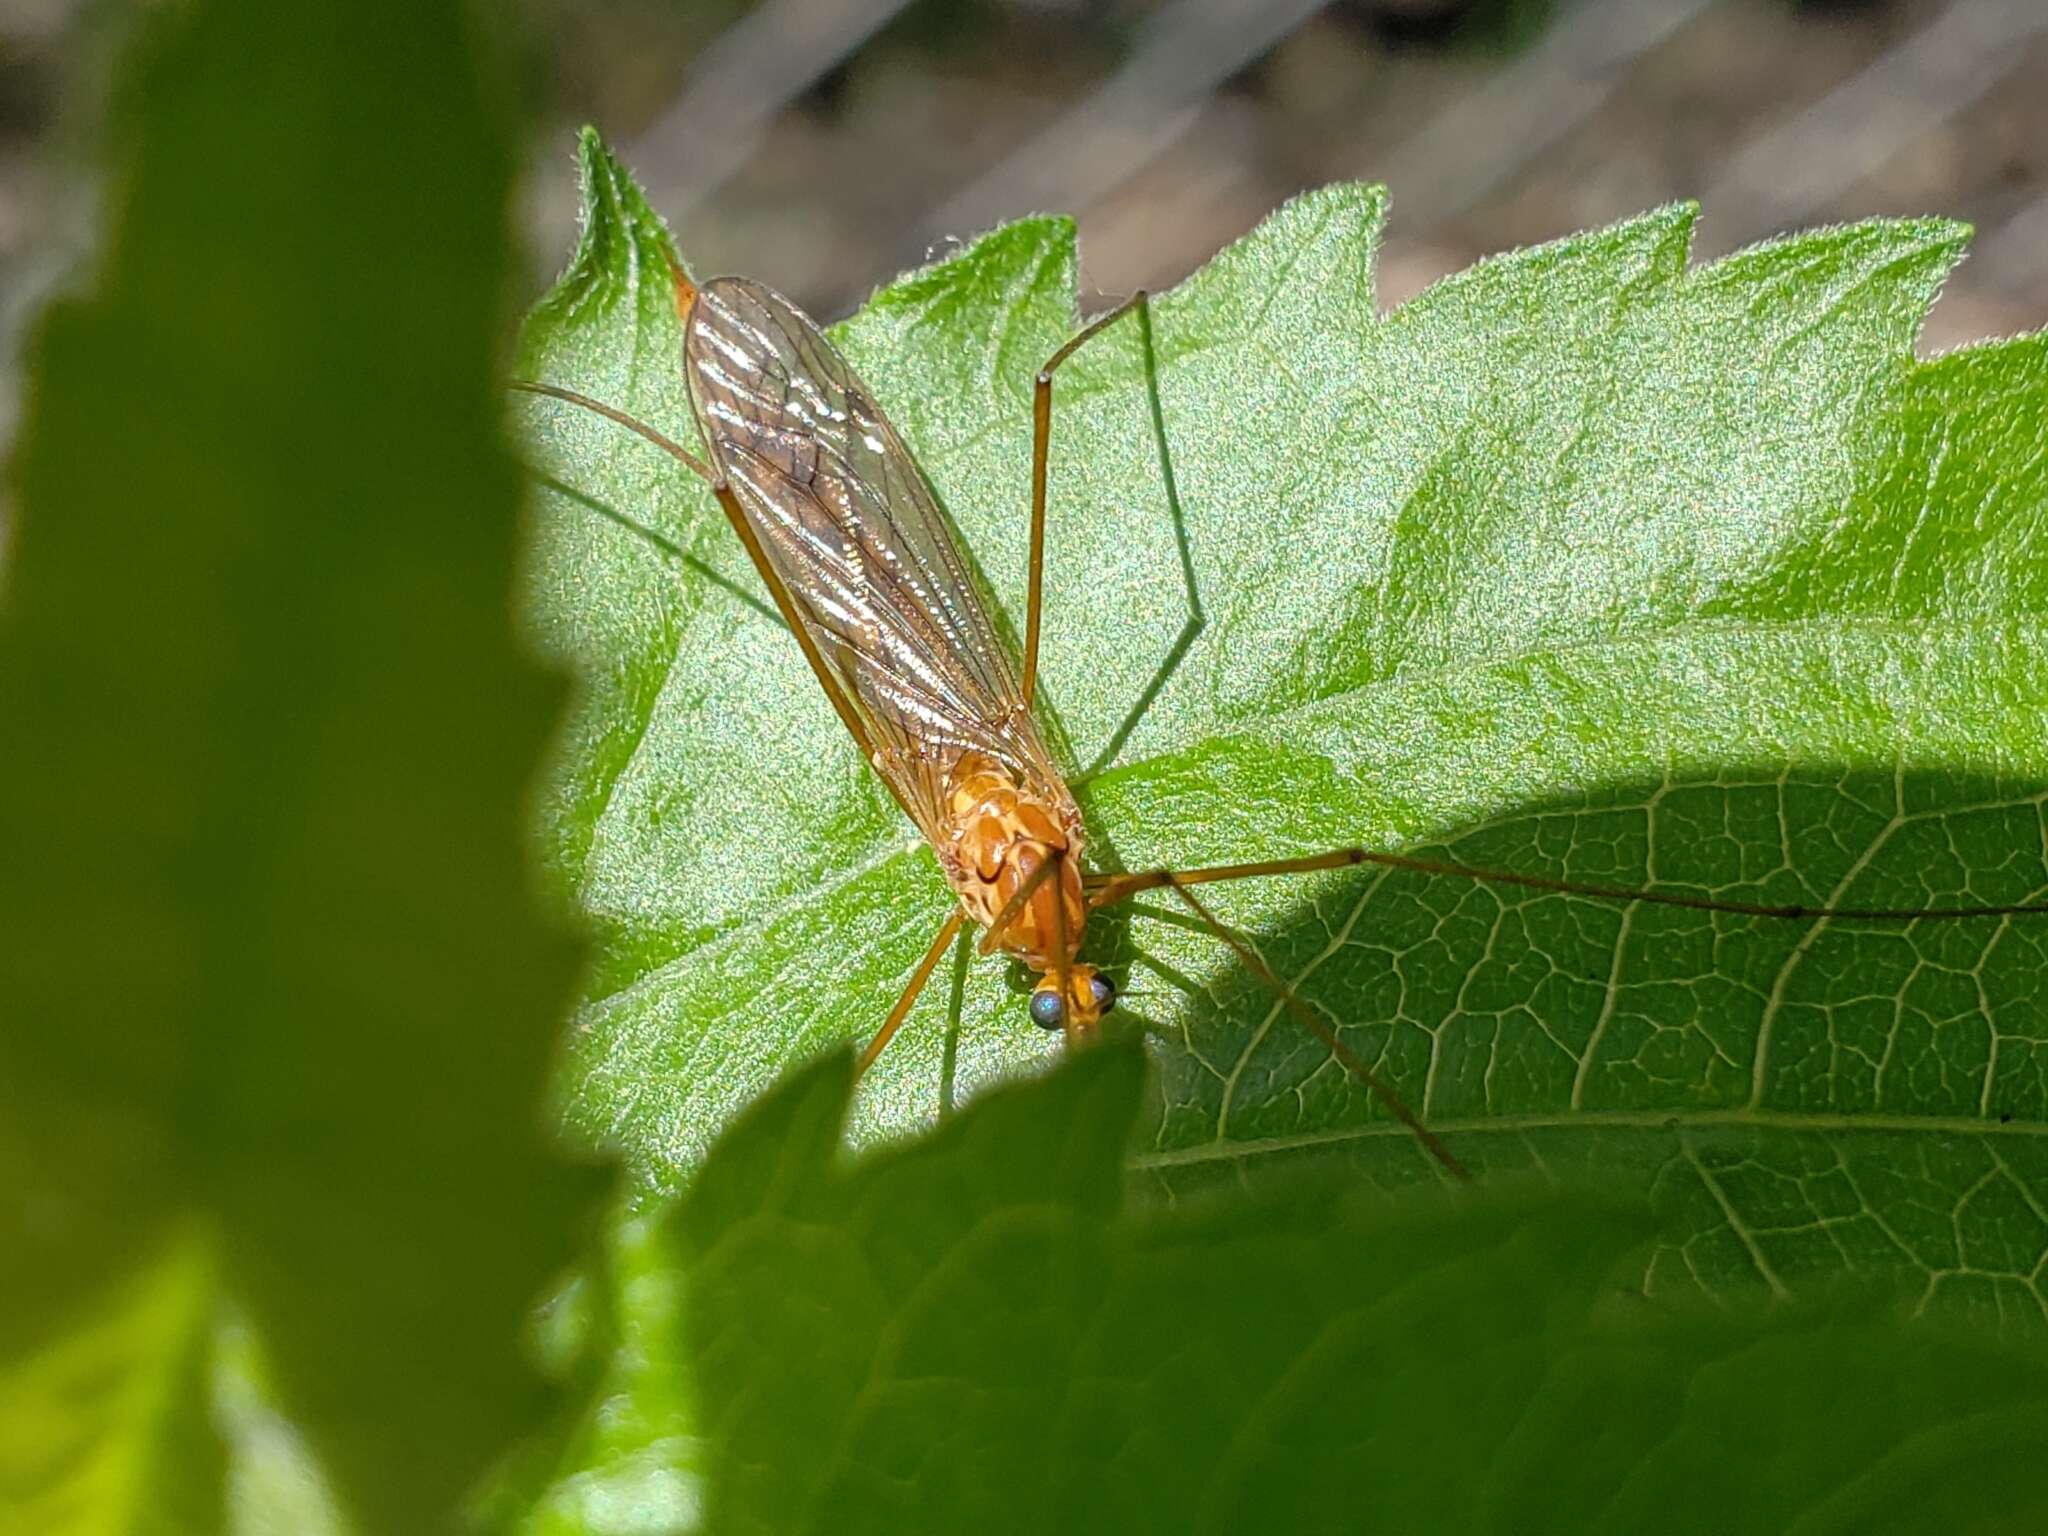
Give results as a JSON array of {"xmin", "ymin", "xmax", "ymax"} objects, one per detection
[
  {"xmin": 1089, "ymin": 973, "xmax": 1116, "ymax": 1014},
  {"xmin": 1029, "ymin": 988, "xmax": 1065, "ymax": 1031}
]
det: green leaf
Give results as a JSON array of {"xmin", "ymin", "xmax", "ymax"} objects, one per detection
[
  {"xmin": 0, "ymin": 0, "xmax": 605, "ymax": 1528},
  {"xmin": 211, "ymin": 1311, "xmax": 352, "ymax": 1536},
  {"xmin": 0, "ymin": 1233, "xmax": 221, "ymax": 1534},
  {"xmin": 515, "ymin": 135, "xmax": 2048, "ymax": 1314},
  {"xmin": 681, "ymin": 1045, "xmax": 2048, "ymax": 1534},
  {"xmin": 501, "ymin": 1211, "xmax": 706, "ymax": 1536}
]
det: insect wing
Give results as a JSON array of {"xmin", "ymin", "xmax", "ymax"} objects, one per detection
[{"xmin": 682, "ymin": 277, "xmax": 1064, "ymax": 840}]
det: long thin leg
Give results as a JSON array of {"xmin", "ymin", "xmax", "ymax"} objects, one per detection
[
  {"xmin": 1089, "ymin": 847, "xmax": 2048, "ymax": 923},
  {"xmin": 857, "ymin": 910, "xmax": 965, "ymax": 1078},
  {"xmin": 510, "ymin": 380, "xmax": 715, "ymax": 484},
  {"xmin": 1023, "ymin": 290, "xmax": 1149, "ymax": 708},
  {"xmin": 977, "ymin": 851, "xmax": 1060, "ymax": 956},
  {"xmin": 1159, "ymin": 877, "xmax": 1470, "ymax": 1182}
]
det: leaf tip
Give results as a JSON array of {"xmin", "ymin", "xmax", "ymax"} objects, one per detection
[
  {"xmin": 1154, "ymin": 180, "xmax": 1386, "ymax": 337},
  {"xmin": 539, "ymin": 128, "xmax": 682, "ymax": 314},
  {"xmin": 858, "ymin": 212, "xmax": 1078, "ymax": 337},
  {"xmin": 685, "ymin": 1045, "xmax": 861, "ymax": 1236}
]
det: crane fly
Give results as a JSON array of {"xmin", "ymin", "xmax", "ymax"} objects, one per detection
[{"xmin": 516, "ymin": 259, "xmax": 2048, "ymax": 1184}]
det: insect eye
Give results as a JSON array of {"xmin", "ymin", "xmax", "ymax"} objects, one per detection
[
  {"xmin": 1029, "ymin": 989, "xmax": 1065, "ymax": 1031},
  {"xmin": 1090, "ymin": 974, "xmax": 1116, "ymax": 1014}
]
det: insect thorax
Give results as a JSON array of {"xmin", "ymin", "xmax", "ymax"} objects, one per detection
[{"xmin": 940, "ymin": 751, "xmax": 1087, "ymax": 968}]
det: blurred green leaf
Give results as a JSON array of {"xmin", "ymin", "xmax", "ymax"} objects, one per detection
[
  {"xmin": 0, "ymin": 0, "xmax": 605, "ymax": 1528},
  {"xmin": 0, "ymin": 1232, "xmax": 221, "ymax": 1533},
  {"xmin": 211, "ymin": 1310, "xmax": 350, "ymax": 1536},
  {"xmin": 503, "ymin": 1212, "xmax": 705, "ymax": 1536},
  {"xmin": 517, "ymin": 133, "xmax": 2048, "ymax": 1318},
  {"xmin": 681, "ymin": 1043, "xmax": 2048, "ymax": 1535}
]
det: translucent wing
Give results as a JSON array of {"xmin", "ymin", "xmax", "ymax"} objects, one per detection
[{"xmin": 681, "ymin": 276, "xmax": 1073, "ymax": 846}]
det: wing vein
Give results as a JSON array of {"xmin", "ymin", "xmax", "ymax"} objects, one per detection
[{"xmin": 683, "ymin": 276, "xmax": 1073, "ymax": 849}]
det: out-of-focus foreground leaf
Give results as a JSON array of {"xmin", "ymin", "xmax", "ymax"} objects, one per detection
[
  {"xmin": 0, "ymin": 0, "xmax": 603, "ymax": 1529},
  {"xmin": 683, "ymin": 1044, "xmax": 2048, "ymax": 1536},
  {"xmin": 518, "ymin": 134, "xmax": 2048, "ymax": 1318}
]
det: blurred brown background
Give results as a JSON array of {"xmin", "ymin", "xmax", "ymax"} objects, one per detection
[{"xmin": 5, "ymin": 0, "xmax": 2045, "ymax": 443}]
